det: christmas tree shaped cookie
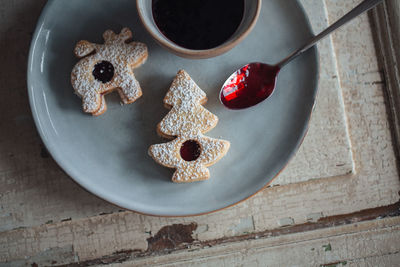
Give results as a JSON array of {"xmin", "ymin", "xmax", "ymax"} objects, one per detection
[{"xmin": 149, "ymin": 70, "xmax": 230, "ymax": 183}]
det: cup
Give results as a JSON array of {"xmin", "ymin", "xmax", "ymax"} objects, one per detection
[{"xmin": 136, "ymin": 0, "xmax": 262, "ymax": 59}]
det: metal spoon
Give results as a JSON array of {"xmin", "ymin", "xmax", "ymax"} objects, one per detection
[{"xmin": 220, "ymin": 0, "xmax": 384, "ymax": 109}]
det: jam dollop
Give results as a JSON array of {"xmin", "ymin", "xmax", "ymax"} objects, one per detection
[
  {"xmin": 180, "ymin": 140, "xmax": 201, "ymax": 161},
  {"xmin": 93, "ymin": 61, "xmax": 115, "ymax": 83},
  {"xmin": 221, "ymin": 63, "xmax": 280, "ymax": 109}
]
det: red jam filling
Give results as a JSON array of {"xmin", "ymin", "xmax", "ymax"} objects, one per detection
[
  {"xmin": 93, "ymin": 60, "xmax": 114, "ymax": 83},
  {"xmin": 180, "ymin": 140, "xmax": 201, "ymax": 161}
]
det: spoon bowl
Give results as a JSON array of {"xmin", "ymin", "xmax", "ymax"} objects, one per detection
[
  {"xmin": 136, "ymin": 0, "xmax": 262, "ymax": 59},
  {"xmin": 220, "ymin": 63, "xmax": 280, "ymax": 109}
]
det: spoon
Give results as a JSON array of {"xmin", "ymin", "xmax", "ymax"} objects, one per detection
[{"xmin": 220, "ymin": 0, "xmax": 383, "ymax": 109}]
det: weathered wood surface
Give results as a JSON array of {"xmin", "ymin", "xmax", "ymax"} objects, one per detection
[
  {"xmin": 0, "ymin": 0, "xmax": 400, "ymax": 265},
  {"xmin": 112, "ymin": 217, "xmax": 400, "ymax": 267},
  {"xmin": 0, "ymin": 0, "xmax": 355, "ymax": 233},
  {"xmin": 273, "ymin": 0, "xmax": 354, "ymax": 185}
]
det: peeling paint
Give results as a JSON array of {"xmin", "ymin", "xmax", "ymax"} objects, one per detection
[
  {"xmin": 278, "ymin": 217, "xmax": 294, "ymax": 227},
  {"xmin": 230, "ymin": 216, "xmax": 255, "ymax": 235},
  {"xmin": 40, "ymin": 202, "xmax": 400, "ymax": 266},
  {"xmin": 322, "ymin": 243, "xmax": 332, "ymax": 251},
  {"xmin": 2, "ymin": 246, "xmax": 77, "ymax": 267},
  {"xmin": 320, "ymin": 260, "xmax": 347, "ymax": 267}
]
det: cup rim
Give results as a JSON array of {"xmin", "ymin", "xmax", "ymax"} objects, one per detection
[{"xmin": 136, "ymin": 0, "xmax": 262, "ymax": 59}]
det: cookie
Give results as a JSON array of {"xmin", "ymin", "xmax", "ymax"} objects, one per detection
[
  {"xmin": 149, "ymin": 70, "xmax": 230, "ymax": 183},
  {"xmin": 71, "ymin": 27, "xmax": 148, "ymax": 115}
]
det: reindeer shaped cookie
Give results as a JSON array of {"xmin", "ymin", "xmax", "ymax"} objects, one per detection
[{"xmin": 71, "ymin": 28, "xmax": 148, "ymax": 116}]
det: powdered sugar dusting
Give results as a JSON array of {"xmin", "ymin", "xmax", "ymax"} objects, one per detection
[{"xmin": 71, "ymin": 27, "xmax": 148, "ymax": 114}]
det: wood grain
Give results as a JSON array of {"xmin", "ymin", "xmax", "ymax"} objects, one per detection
[
  {"xmin": 0, "ymin": 0, "xmax": 399, "ymax": 265},
  {"xmin": 273, "ymin": 0, "xmax": 354, "ymax": 185}
]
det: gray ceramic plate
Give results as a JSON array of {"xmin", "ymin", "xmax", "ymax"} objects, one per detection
[{"xmin": 28, "ymin": 0, "xmax": 318, "ymax": 216}]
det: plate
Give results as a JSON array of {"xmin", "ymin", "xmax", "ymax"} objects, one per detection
[{"xmin": 28, "ymin": 0, "xmax": 318, "ymax": 216}]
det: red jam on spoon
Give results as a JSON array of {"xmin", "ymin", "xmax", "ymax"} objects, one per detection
[
  {"xmin": 93, "ymin": 60, "xmax": 115, "ymax": 83},
  {"xmin": 220, "ymin": 63, "xmax": 280, "ymax": 109},
  {"xmin": 152, "ymin": 0, "xmax": 244, "ymax": 50}
]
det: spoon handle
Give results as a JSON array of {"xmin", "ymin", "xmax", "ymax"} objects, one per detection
[{"xmin": 277, "ymin": 0, "xmax": 383, "ymax": 68}]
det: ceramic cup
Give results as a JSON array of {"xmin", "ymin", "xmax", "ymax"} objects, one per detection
[{"xmin": 136, "ymin": 0, "xmax": 262, "ymax": 59}]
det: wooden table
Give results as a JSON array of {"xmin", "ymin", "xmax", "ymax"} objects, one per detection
[{"xmin": 1, "ymin": 0, "xmax": 399, "ymax": 266}]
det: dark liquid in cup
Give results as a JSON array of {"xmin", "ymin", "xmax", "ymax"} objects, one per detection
[{"xmin": 152, "ymin": 0, "xmax": 245, "ymax": 50}]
